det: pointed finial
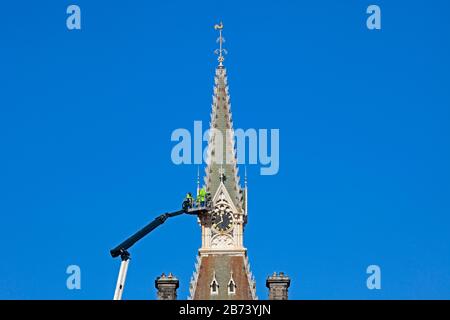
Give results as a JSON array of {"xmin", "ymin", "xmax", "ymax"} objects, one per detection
[
  {"xmin": 197, "ymin": 166, "xmax": 200, "ymax": 196},
  {"xmin": 214, "ymin": 22, "xmax": 227, "ymax": 66},
  {"xmin": 244, "ymin": 166, "xmax": 248, "ymax": 188}
]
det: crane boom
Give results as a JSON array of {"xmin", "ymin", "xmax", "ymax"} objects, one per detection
[
  {"xmin": 109, "ymin": 201, "xmax": 210, "ymax": 300},
  {"xmin": 110, "ymin": 209, "xmax": 185, "ymax": 258}
]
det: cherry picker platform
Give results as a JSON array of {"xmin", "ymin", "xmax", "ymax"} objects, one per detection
[{"xmin": 109, "ymin": 198, "xmax": 211, "ymax": 300}]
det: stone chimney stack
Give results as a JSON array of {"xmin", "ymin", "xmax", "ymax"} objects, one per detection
[
  {"xmin": 266, "ymin": 272, "xmax": 291, "ymax": 300},
  {"xmin": 155, "ymin": 273, "xmax": 179, "ymax": 300}
]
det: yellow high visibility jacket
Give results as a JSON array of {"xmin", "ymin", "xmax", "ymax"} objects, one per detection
[{"xmin": 198, "ymin": 188, "xmax": 206, "ymax": 201}]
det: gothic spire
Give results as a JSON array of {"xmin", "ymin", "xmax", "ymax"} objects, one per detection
[{"xmin": 204, "ymin": 22, "xmax": 243, "ymax": 211}]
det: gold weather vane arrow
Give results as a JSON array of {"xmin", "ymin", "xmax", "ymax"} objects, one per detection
[{"xmin": 214, "ymin": 22, "xmax": 227, "ymax": 66}]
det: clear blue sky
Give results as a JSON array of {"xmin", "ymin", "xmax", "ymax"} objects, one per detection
[{"xmin": 1, "ymin": 0, "xmax": 449, "ymax": 299}]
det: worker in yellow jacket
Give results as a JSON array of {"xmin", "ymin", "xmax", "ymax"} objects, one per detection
[
  {"xmin": 197, "ymin": 187, "xmax": 206, "ymax": 207},
  {"xmin": 182, "ymin": 192, "xmax": 194, "ymax": 210}
]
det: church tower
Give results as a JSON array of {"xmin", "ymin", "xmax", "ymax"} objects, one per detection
[{"xmin": 188, "ymin": 23, "xmax": 257, "ymax": 300}]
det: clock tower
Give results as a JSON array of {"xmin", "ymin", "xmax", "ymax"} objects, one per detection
[{"xmin": 188, "ymin": 23, "xmax": 257, "ymax": 300}]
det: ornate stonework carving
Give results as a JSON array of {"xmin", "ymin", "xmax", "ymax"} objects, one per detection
[{"xmin": 211, "ymin": 234, "xmax": 234, "ymax": 249}]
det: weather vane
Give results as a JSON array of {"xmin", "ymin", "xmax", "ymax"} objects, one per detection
[{"xmin": 214, "ymin": 22, "xmax": 227, "ymax": 66}]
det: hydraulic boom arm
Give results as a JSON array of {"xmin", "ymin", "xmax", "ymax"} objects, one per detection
[
  {"xmin": 110, "ymin": 209, "xmax": 185, "ymax": 259},
  {"xmin": 109, "ymin": 202, "xmax": 209, "ymax": 300}
]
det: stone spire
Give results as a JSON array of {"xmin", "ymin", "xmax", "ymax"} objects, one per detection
[
  {"xmin": 188, "ymin": 23, "xmax": 256, "ymax": 300},
  {"xmin": 204, "ymin": 22, "xmax": 243, "ymax": 211}
]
